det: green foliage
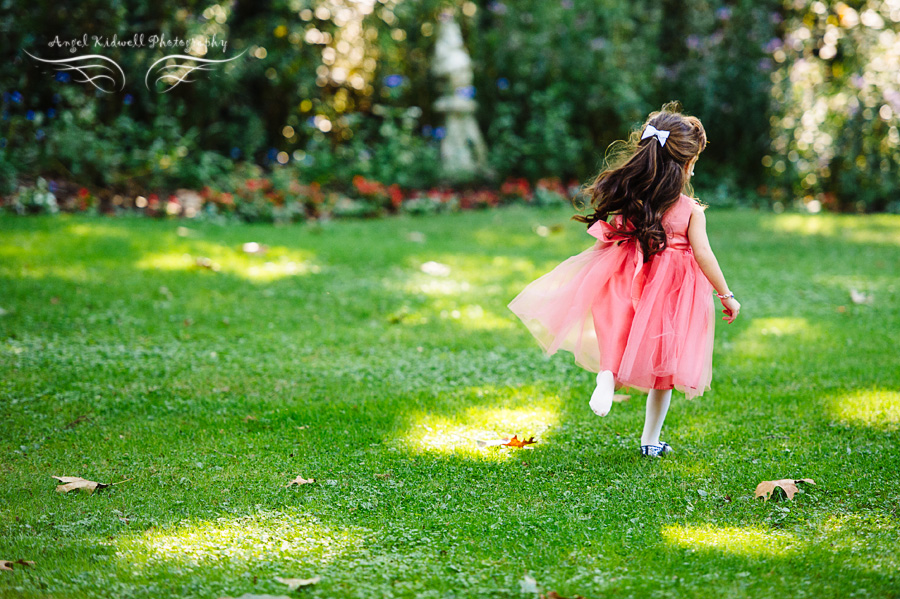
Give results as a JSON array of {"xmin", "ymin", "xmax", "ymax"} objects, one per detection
[
  {"xmin": 6, "ymin": 176, "xmax": 58, "ymax": 214},
  {"xmin": 767, "ymin": 1, "xmax": 900, "ymax": 212},
  {"xmin": 1, "ymin": 0, "xmax": 894, "ymax": 210}
]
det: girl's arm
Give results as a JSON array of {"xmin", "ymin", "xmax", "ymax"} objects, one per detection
[{"xmin": 687, "ymin": 203, "xmax": 741, "ymax": 323}]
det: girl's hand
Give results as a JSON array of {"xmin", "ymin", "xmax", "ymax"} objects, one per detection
[{"xmin": 721, "ymin": 296, "xmax": 741, "ymax": 324}]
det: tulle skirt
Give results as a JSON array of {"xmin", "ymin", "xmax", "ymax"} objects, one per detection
[{"xmin": 508, "ymin": 223, "xmax": 715, "ymax": 399}]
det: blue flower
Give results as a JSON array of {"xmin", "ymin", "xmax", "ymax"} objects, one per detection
[
  {"xmin": 383, "ymin": 74, "xmax": 405, "ymax": 88},
  {"xmin": 26, "ymin": 110, "xmax": 35, "ymax": 121},
  {"xmin": 306, "ymin": 116, "xmax": 317, "ymax": 127},
  {"xmin": 230, "ymin": 147, "xmax": 241, "ymax": 159},
  {"xmin": 455, "ymin": 85, "xmax": 475, "ymax": 98},
  {"xmin": 488, "ymin": 2, "xmax": 507, "ymax": 15},
  {"xmin": 35, "ymin": 129, "xmax": 46, "ymax": 140},
  {"xmin": 54, "ymin": 72, "xmax": 71, "ymax": 83},
  {"xmin": 716, "ymin": 6, "xmax": 732, "ymax": 20},
  {"xmin": 123, "ymin": 94, "xmax": 133, "ymax": 105},
  {"xmin": 421, "ymin": 124, "xmax": 433, "ymax": 137},
  {"xmin": 496, "ymin": 77, "xmax": 509, "ymax": 90},
  {"xmin": 434, "ymin": 126, "xmax": 446, "ymax": 140},
  {"xmin": 11, "ymin": 91, "xmax": 23, "ymax": 103},
  {"xmin": 47, "ymin": 108, "xmax": 56, "ymax": 118},
  {"xmin": 267, "ymin": 147, "xmax": 278, "ymax": 160}
]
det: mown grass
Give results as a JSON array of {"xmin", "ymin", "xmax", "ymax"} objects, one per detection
[{"xmin": 1, "ymin": 206, "xmax": 898, "ymax": 599}]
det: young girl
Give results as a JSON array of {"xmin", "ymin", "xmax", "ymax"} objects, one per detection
[{"xmin": 508, "ymin": 102, "xmax": 740, "ymax": 457}]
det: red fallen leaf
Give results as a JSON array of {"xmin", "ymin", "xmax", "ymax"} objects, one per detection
[
  {"xmin": 286, "ymin": 475, "xmax": 316, "ymax": 487},
  {"xmin": 52, "ymin": 476, "xmax": 109, "ymax": 495},
  {"xmin": 503, "ymin": 435, "xmax": 536, "ymax": 448},
  {"xmin": 476, "ymin": 434, "xmax": 537, "ymax": 448},
  {"xmin": 0, "ymin": 559, "xmax": 35, "ymax": 571},
  {"xmin": 755, "ymin": 478, "xmax": 816, "ymax": 501}
]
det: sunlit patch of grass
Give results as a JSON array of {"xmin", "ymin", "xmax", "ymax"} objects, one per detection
[
  {"xmin": 135, "ymin": 240, "xmax": 320, "ymax": 282},
  {"xmin": 662, "ymin": 524, "xmax": 798, "ymax": 557},
  {"xmin": 398, "ymin": 387, "xmax": 560, "ymax": 459},
  {"xmin": 114, "ymin": 510, "xmax": 369, "ymax": 574},
  {"xmin": 762, "ymin": 213, "xmax": 900, "ymax": 246},
  {"xmin": 729, "ymin": 317, "xmax": 820, "ymax": 359},
  {"xmin": 66, "ymin": 222, "xmax": 133, "ymax": 239},
  {"xmin": 828, "ymin": 389, "xmax": 900, "ymax": 428}
]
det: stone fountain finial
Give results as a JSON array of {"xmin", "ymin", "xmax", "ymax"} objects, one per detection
[{"xmin": 431, "ymin": 10, "xmax": 489, "ymax": 181}]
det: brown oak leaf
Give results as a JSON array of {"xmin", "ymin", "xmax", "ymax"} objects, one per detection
[
  {"xmin": 286, "ymin": 475, "xmax": 316, "ymax": 487},
  {"xmin": 52, "ymin": 476, "xmax": 108, "ymax": 495},
  {"xmin": 0, "ymin": 559, "xmax": 35, "ymax": 571},
  {"xmin": 754, "ymin": 478, "xmax": 816, "ymax": 501},
  {"xmin": 275, "ymin": 575, "xmax": 320, "ymax": 590}
]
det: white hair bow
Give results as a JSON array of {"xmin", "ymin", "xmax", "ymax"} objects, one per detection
[{"xmin": 641, "ymin": 124, "xmax": 670, "ymax": 147}]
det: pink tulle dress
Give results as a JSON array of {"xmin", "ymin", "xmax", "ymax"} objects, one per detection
[{"xmin": 508, "ymin": 192, "xmax": 715, "ymax": 399}]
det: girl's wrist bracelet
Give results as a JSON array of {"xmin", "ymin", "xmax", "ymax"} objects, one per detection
[{"xmin": 716, "ymin": 291, "xmax": 734, "ymax": 300}]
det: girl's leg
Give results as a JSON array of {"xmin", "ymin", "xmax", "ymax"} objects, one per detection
[
  {"xmin": 589, "ymin": 370, "xmax": 616, "ymax": 417},
  {"xmin": 640, "ymin": 388, "xmax": 672, "ymax": 446}
]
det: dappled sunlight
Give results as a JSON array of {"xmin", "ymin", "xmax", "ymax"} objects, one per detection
[
  {"xmin": 65, "ymin": 222, "xmax": 133, "ymax": 239},
  {"xmin": 761, "ymin": 214, "xmax": 900, "ymax": 246},
  {"xmin": 662, "ymin": 523, "xmax": 798, "ymax": 557},
  {"xmin": 730, "ymin": 317, "xmax": 821, "ymax": 359},
  {"xmin": 114, "ymin": 510, "xmax": 368, "ymax": 574},
  {"xmin": 135, "ymin": 240, "xmax": 320, "ymax": 282},
  {"xmin": 0, "ymin": 262, "xmax": 100, "ymax": 283},
  {"xmin": 397, "ymin": 386, "xmax": 560, "ymax": 460},
  {"xmin": 406, "ymin": 254, "xmax": 541, "ymax": 288},
  {"xmin": 828, "ymin": 389, "xmax": 900, "ymax": 428}
]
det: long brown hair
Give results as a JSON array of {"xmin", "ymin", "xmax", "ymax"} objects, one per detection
[{"xmin": 573, "ymin": 101, "xmax": 708, "ymax": 260}]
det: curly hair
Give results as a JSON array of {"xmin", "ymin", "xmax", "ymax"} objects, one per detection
[{"xmin": 573, "ymin": 101, "xmax": 708, "ymax": 260}]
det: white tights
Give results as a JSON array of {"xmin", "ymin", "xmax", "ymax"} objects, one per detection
[{"xmin": 640, "ymin": 388, "xmax": 672, "ymax": 446}]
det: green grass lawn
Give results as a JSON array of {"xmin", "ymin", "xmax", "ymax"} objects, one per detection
[{"xmin": 1, "ymin": 206, "xmax": 899, "ymax": 599}]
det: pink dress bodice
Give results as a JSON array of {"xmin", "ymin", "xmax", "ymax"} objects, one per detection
[{"xmin": 508, "ymin": 191, "xmax": 715, "ymax": 399}]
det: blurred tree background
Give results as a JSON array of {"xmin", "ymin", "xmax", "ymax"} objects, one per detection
[{"xmin": 1, "ymin": 0, "xmax": 898, "ymax": 211}]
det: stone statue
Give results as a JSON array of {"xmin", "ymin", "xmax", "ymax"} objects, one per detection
[{"xmin": 431, "ymin": 11, "xmax": 490, "ymax": 181}]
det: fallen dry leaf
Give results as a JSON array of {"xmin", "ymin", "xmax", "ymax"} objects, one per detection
[
  {"xmin": 850, "ymin": 288, "xmax": 873, "ymax": 305},
  {"xmin": 243, "ymin": 415, "xmax": 258, "ymax": 422},
  {"xmin": 195, "ymin": 256, "xmax": 221, "ymax": 271},
  {"xmin": 286, "ymin": 475, "xmax": 316, "ymax": 487},
  {"xmin": 0, "ymin": 559, "xmax": 35, "ymax": 571},
  {"xmin": 374, "ymin": 473, "xmax": 392, "ymax": 479},
  {"xmin": 275, "ymin": 575, "xmax": 320, "ymax": 590},
  {"xmin": 220, "ymin": 595, "xmax": 292, "ymax": 599},
  {"xmin": 503, "ymin": 435, "xmax": 537, "ymax": 448},
  {"xmin": 476, "ymin": 434, "xmax": 537, "ymax": 448},
  {"xmin": 52, "ymin": 476, "xmax": 108, "ymax": 495},
  {"xmin": 754, "ymin": 478, "xmax": 816, "ymax": 501}
]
